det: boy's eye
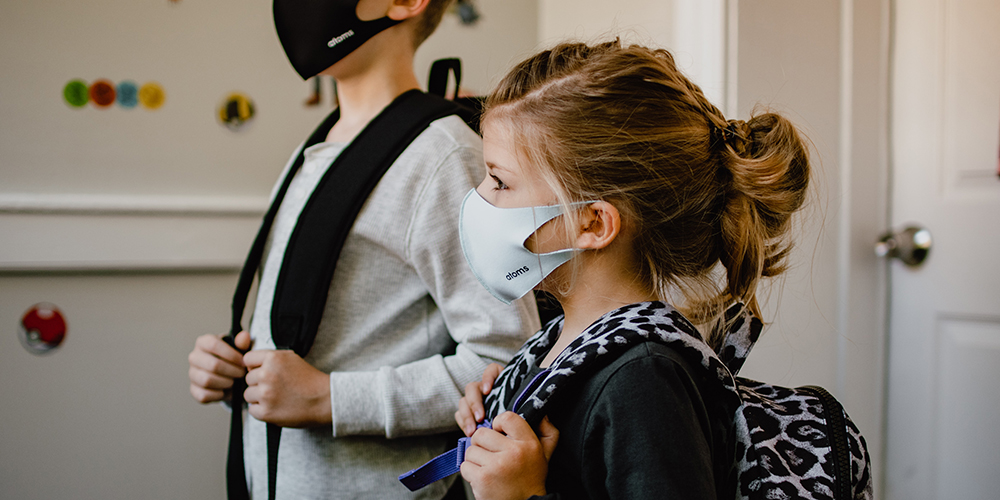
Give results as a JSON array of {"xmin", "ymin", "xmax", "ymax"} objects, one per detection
[{"xmin": 490, "ymin": 174, "xmax": 508, "ymax": 191}]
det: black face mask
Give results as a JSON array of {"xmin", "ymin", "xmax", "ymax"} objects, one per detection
[{"xmin": 273, "ymin": 0, "xmax": 401, "ymax": 80}]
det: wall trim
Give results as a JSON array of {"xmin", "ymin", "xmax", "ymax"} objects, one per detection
[
  {"xmin": 0, "ymin": 193, "xmax": 265, "ymax": 272},
  {"xmin": 0, "ymin": 193, "xmax": 268, "ymax": 217}
]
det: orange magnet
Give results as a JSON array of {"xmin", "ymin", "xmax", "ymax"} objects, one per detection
[{"xmin": 89, "ymin": 80, "xmax": 116, "ymax": 107}]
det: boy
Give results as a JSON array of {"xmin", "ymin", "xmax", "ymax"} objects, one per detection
[{"xmin": 187, "ymin": 0, "xmax": 539, "ymax": 498}]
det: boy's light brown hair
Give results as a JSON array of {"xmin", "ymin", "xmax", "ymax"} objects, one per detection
[{"xmin": 413, "ymin": 0, "xmax": 454, "ymax": 47}]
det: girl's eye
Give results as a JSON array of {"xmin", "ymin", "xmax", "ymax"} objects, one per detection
[{"xmin": 490, "ymin": 174, "xmax": 508, "ymax": 191}]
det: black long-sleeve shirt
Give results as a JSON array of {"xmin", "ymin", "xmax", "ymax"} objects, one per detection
[{"xmin": 515, "ymin": 342, "xmax": 736, "ymax": 500}]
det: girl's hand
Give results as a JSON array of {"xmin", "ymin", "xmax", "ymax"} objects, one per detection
[
  {"xmin": 455, "ymin": 362, "xmax": 504, "ymax": 436},
  {"xmin": 460, "ymin": 412, "xmax": 559, "ymax": 500}
]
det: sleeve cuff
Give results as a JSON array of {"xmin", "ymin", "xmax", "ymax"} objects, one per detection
[{"xmin": 329, "ymin": 370, "xmax": 385, "ymax": 437}]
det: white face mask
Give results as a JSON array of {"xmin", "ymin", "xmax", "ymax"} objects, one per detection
[{"xmin": 459, "ymin": 189, "xmax": 592, "ymax": 305}]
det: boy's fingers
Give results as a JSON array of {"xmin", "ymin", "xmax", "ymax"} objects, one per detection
[
  {"xmin": 190, "ymin": 384, "xmax": 225, "ymax": 404},
  {"xmin": 243, "ymin": 349, "xmax": 268, "ymax": 369},
  {"xmin": 234, "ymin": 330, "xmax": 252, "ymax": 351},
  {"xmin": 189, "ymin": 365, "xmax": 236, "ymax": 390},
  {"xmin": 195, "ymin": 334, "xmax": 244, "ymax": 366},
  {"xmin": 188, "ymin": 348, "xmax": 245, "ymax": 379}
]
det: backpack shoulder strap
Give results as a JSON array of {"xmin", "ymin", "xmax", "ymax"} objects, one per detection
[
  {"xmin": 270, "ymin": 89, "xmax": 462, "ymax": 356},
  {"xmin": 222, "ymin": 105, "xmax": 339, "ymax": 500},
  {"xmin": 428, "ymin": 57, "xmax": 483, "ymax": 133},
  {"xmin": 400, "ymin": 301, "xmax": 740, "ymax": 492}
]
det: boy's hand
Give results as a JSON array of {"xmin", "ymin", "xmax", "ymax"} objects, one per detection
[
  {"xmin": 243, "ymin": 349, "xmax": 332, "ymax": 428},
  {"xmin": 460, "ymin": 412, "xmax": 559, "ymax": 500},
  {"xmin": 188, "ymin": 331, "xmax": 251, "ymax": 404},
  {"xmin": 456, "ymin": 362, "xmax": 504, "ymax": 436}
]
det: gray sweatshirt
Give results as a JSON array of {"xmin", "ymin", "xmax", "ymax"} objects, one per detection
[{"xmin": 244, "ymin": 115, "xmax": 539, "ymax": 499}]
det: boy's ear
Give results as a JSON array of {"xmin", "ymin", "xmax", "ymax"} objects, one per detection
[
  {"xmin": 386, "ymin": 0, "xmax": 432, "ymax": 21},
  {"xmin": 575, "ymin": 202, "xmax": 621, "ymax": 251},
  {"xmin": 356, "ymin": 0, "xmax": 429, "ymax": 22}
]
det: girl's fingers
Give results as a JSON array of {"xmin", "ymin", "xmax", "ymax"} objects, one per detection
[
  {"xmin": 490, "ymin": 411, "xmax": 535, "ymax": 441},
  {"xmin": 463, "ymin": 380, "xmax": 485, "ymax": 422},
  {"xmin": 462, "ymin": 442, "xmax": 489, "ymax": 467},
  {"xmin": 456, "ymin": 400, "xmax": 476, "ymax": 436},
  {"xmin": 470, "ymin": 427, "xmax": 509, "ymax": 453},
  {"xmin": 537, "ymin": 415, "xmax": 560, "ymax": 460},
  {"xmin": 481, "ymin": 362, "xmax": 503, "ymax": 394},
  {"xmin": 459, "ymin": 459, "xmax": 482, "ymax": 484}
]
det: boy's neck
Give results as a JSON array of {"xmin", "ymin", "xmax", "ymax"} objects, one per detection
[{"xmin": 324, "ymin": 40, "xmax": 422, "ymax": 143}]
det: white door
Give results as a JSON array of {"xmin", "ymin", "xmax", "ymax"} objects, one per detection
[{"xmin": 885, "ymin": 0, "xmax": 1000, "ymax": 499}]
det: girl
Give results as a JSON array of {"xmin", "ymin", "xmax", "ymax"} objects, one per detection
[{"xmin": 453, "ymin": 39, "xmax": 811, "ymax": 500}]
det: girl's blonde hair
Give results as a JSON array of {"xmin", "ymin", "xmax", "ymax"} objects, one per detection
[{"xmin": 483, "ymin": 40, "xmax": 810, "ymax": 348}]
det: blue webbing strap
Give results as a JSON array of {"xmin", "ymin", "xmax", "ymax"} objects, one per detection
[
  {"xmin": 398, "ymin": 422, "xmax": 491, "ymax": 491},
  {"xmin": 398, "ymin": 437, "xmax": 470, "ymax": 491},
  {"xmin": 398, "ymin": 369, "xmax": 554, "ymax": 491}
]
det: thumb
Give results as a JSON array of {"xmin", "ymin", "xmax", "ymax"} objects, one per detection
[
  {"xmin": 235, "ymin": 330, "xmax": 252, "ymax": 352},
  {"xmin": 537, "ymin": 416, "xmax": 559, "ymax": 460}
]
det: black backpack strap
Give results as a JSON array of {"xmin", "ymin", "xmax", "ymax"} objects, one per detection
[
  {"xmin": 224, "ymin": 106, "xmax": 340, "ymax": 500},
  {"xmin": 270, "ymin": 89, "xmax": 463, "ymax": 356},
  {"xmin": 226, "ymin": 89, "xmax": 463, "ymax": 500},
  {"xmin": 802, "ymin": 385, "xmax": 854, "ymax": 500},
  {"xmin": 428, "ymin": 58, "xmax": 483, "ymax": 134},
  {"xmin": 429, "ymin": 57, "xmax": 462, "ymax": 98}
]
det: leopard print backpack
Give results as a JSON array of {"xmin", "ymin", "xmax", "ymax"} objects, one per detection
[
  {"xmin": 481, "ymin": 301, "xmax": 873, "ymax": 500},
  {"xmin": 718, "ymin": 308, "xmax": 873, "ymax": 500}
]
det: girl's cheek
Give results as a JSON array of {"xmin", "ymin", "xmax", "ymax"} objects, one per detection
[{"xmin": 527, "ymin": 217, "xmax": 571, "ymax": 254}]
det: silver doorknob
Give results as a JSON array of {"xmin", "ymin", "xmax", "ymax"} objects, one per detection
[{"xmin": 875, "ymin": 225, "xmax": 932, "ymax": 267}]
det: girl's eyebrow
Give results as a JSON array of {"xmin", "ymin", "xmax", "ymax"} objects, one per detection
[{"xmin": 486, "ymin": 162, "xmax": 512, "ymax": 175}]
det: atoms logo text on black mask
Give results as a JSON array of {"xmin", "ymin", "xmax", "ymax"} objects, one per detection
[{"xmin": 273, "ymin": 0, "xmax": 400, "ymax": 80}]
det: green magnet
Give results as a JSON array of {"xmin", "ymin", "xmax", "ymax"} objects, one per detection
[{"xmin": 63, "ymin": 80, "xmax": 89, "ymax": 107}]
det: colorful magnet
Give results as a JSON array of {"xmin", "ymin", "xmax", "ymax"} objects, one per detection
[
  {"xmin": 117, "ymin": 80, "xmax": 139, "ymax": 108},
  {"xmin": 139, "ymin": 82, "xmax": 166, "ymax": 110},
  {"xmin": 64, "ymin": 80, "xmax": 89, "ymax": 108},
  {"xmin": 218, "ymin": 92, "xmax": 256, "ymax": 131},
  {"xmin": 19, "ymin": 303, "xmax": 67, "ymax": 355},
  {"xmin": 89, "ymin": 79, "xmax": 116, "ymax": 107}
]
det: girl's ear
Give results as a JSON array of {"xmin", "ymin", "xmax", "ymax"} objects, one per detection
[{"xmin": 575, "ymin": 202, "xmax": 621, "ymax": 250}]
